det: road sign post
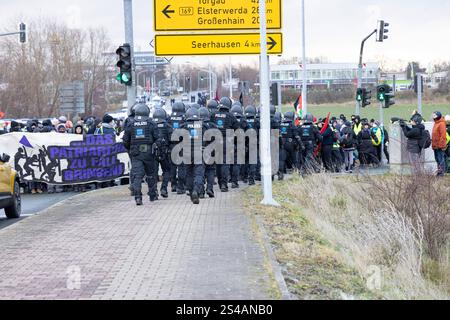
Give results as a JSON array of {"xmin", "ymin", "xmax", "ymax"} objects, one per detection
[
  {"xmin": 259, "ymin": 0, "xmax": 279, "ymax": 207},
  {"xmin": 154, "ymin": 0, "xmax": 282, "ymax": 31}
]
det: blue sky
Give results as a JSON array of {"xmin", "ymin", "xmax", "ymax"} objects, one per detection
[{"xmin": 1, "ymin": 0, "xmax": 450, "ymax": 69}]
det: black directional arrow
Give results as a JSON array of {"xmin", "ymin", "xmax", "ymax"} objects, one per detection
[
  {"xmin": 267, "ymin": 37, "xmax": 277, "ymax": 51},
  {"xmin": 162, "ymin": 5, "xmax": 175, "ymax": 19}
]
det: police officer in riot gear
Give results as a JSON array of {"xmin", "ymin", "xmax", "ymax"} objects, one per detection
[
  {"xmin": 198, "ymin": 107, "xmax": 217, "ymax": 198},
  {"xmin": 298, "ymin": 113, "xmax": 322, "ymax": 175},
  {"xmin": 152, "ymin": 108, "xmax": 172, "ymax": 198},
  {"xmin": 183, "ymin": 108, "xmax": 209, "ymax": 204},
  {"xmin": 212, "ymin": 97, "xmax": 240, "ymax": 192},
  {"xmin": 169, "ymin": 102, "xmax": 186, "ymax": 194},
  {"xmin": 279, "ymin": 111, "xmax": 303, "ymax": 179},
  {"xmin": 207, "ymin": 100, "xmax": 219, "ymax": 115},
  {"xmin": 230, "ymin": 104, "xmax": 246, "ymax": 188},
  {"xmin": 244, "ymin": 106, "xmax": 260, "ymax": 185},
  {"xmin": 123, "ymin": 104, "xmax": 158, "ymax": 206}
]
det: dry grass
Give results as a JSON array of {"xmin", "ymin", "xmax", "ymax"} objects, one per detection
[{"xmin": 244, "ymin": 174, "xmax": 449, "ymax": 300}]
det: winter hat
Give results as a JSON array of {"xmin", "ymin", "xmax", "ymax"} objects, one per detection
[
  {"xmin": 58, "ymin": 116, "xmax": 67, "ymax": 123},
  {"xmin": 42, "ymin": 119, "xmax": 52, "ymax": 127},
  {"xmin": 57, "ymin": 124, "xmax": 66, "ymax": 132},
  {"xmin": 103, "ymin": 114, "xmax": 114, "ymax": 124},
  {"xmin": 433, "ymin": 111, "xmax": 442, "ymax": 120}
]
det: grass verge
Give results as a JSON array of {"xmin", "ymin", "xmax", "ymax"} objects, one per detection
[{"xmin": 243, "ymin": 174, "xmax": 449, "ymax": 300}]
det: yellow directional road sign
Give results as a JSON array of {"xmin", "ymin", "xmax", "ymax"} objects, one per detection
[
  {"xmin": 154, "ymin": 0, "xmax": 282, "ymax": 31},
  {"xmin": 155, "ymin": 33, "xmax": 283, "ymax": 56}
]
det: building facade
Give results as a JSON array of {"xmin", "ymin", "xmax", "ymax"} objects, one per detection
[{"xmin": 270, "ymin": 63, "xmax": 380, "ymax": 89}]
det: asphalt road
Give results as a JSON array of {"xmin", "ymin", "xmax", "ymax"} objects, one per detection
[{"xmin": 0, "ymin": 192, "xmax": 79, "ymax": 230}]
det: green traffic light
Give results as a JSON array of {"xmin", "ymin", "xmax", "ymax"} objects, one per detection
[
  {"xmin": 378, "ymin": 93, "xmax": 385, "ymax": 101},
  {"xmin": 116, "ymin": 73, "xmax": 122, "ymax": 82},
  {"xmin": 122, "ymin": 73, "xmax": 130, "ymax": 83}
]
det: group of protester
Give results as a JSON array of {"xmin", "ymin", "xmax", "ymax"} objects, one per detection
[{"xmin": 0, "ymin": 114, "xmax": 126, "ymax": 194}]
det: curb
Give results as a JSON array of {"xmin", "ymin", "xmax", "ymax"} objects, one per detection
[{"xmin": 255, "ymin": 215, "xmax": 292, "ymax": 300}]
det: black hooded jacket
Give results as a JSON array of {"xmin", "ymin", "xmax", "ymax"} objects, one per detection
[{"xmin": 402, "ymin": 124, "xmax": 425, "ymax": 154}]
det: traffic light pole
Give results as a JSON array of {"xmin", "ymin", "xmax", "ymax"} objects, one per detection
[
  {"xmin": 356, "ymin": 29, "xmax": 377, "ymax": 116},
  {"xmin": 417, "ymin": 74, "xmax": 423, "ymax": 115},
  {"xmin": 124, "ymin": 0, "xmax": 136, "ymax": 110}
]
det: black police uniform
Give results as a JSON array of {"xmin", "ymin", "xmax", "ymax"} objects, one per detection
[
  {"xmin": 152, "ymin": 109, "xmax": 173, "ymax": 198},
  {"xmin": 199, "ymin": 107, "xmax": 217, "ymax": 198},
  {"xmin": 212, "ymin": 98, "xmax": 239, "ymax": 192},
  {"xmin": 230, "ymin": 106, "xmax": 247, "ymax": 188},
  {"xmin": 298, "ymin": 117, "xmax": 322, "ymax": 175},
  {"xmin": 123, "ymin": 110, "xmax": 158, "ymax": 205},
  {"xmin": 279, "ymin": 115, "xmax": 303, "ymax": 177},
  {"xmin": 168, "ymin": 103, "xmax": 186, "ymax": 194},
  {"xmin": 182, "ymin": 110, "xmax": 209, "ymax": 204},
  {"xmin": 244, "ymin": 107, "xmax": 260, "ymax": 185}
]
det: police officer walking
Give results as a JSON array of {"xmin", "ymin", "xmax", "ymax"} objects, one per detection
[
  {"xmin": 123, "ymin": 104, "xmax": 158, "ymax": 206},
  {"xmin": 183, "ymin": 108, "xmax": 209, "ymax": 204},
  {"xmin": 279, "ymin": 111, "xmax": 303, "ymax": 179},
  {"xmin": 230, "ymin": 103, "xmax": 246, "ymax": 189},
  {"xmin": 169, "ymin": 102, "xmax": 187, "ymax": 194},
  {"xmin": 299, "ymin": 114, "xmax": 322, "ymax": 175},
  {"xmin": 212, "ymin": 97, "xmax": 240, "ymax": 192},
  {"xmin": 199, "ymin": 107, "xmax": 217, "ymax": 198},
  {"xmin": 152, "ymin": 108, "xmax": 172, "ymax": 198},
  {"xmin": 244, "ymin": 105, "xmax": 260, "ymax": 185}
]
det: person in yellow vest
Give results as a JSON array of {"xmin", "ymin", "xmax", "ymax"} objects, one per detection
[
  {"xmin": 352, "ymin": 116, "xmax": 363, "ymax": 136},
  {"xmin": 371, "ymin": 121, "xmax": 383, "ymax": 162}
]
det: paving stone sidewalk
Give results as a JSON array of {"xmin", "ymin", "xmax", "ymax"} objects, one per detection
[{"xmin": 0, "ymin": 186, "xmax": 273, "ymax": 300}]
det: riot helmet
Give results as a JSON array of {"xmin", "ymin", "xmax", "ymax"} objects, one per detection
[
  {"xmin": 198, "ymin": 107, "xmax": 210, "ymax": 121},
  {"xmin": 219, "ymin": 97, "xmax": 232, "ymax": 111},
  {"xmin": 152, "ymin": 108, "xmax": 167, "ymax": 122},
  {"xmin": 231, "ymin": 105, "xmax": 244, "ymax": 118},
  {"xmin": 284, "ymin": 111, "xmax": 295, "ymax": 121},
  {"xmin": 185, "ymin": 108, "xmax": 200, "ymax": 121},
  {"xmin": 207, "ymin": 100, "xmax": 219, "ymax": 112},
  {"xmin": 134, "ymin": 103, "xmax": 150, "ymax": 117},
  {"xmin": 245, "ymin": 105, "xmax": 257, "ymax": 118}
]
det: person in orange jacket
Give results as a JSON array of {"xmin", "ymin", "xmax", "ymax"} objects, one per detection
[{"xmin": 432, "ymin": 111, "xmax": 448, "ymax": 176}]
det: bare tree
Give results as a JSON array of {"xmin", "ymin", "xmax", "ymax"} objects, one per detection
[{"xmin": 0, "ymin": 17, "xmax": 113, "ymax": 119}]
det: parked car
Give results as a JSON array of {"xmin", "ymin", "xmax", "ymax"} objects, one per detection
[{"xmin": 0, "ymin": 153, "xmax": 21, "ymax": 219}]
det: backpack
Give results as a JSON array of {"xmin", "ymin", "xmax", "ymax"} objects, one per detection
[{"xmin": 419, "ymin": 129, "xmax": 431, "ymax": 150}]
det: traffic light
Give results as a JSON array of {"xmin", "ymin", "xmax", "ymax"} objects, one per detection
[
  {"xmin": 116, "ymin": 44, "xmax": 132, "ymax": 86},
  {"xmin": 377, "ymin": 85, "xmax": 386, "ymax": 102},
  {"xmin": 356, "ymin": 88, "xmax": 363, "ymax": 102},
  {"xmin": 384, "ymin": 86, "xmax": 395, "ymax": 108},
  {"xmin": 356, "ymin": 88, "xmax": 371, "ymax": 107},
  {"xmin": 362, "ymin": 89, "xmax": 371, "ymax": 108},
  {"xmin": 414, "ymin": 75, "xmax": 424, "ymax": 94},
  {"xmin": 376, "ymin": 20, "xmax": 389, "ymax": 42},
  {"xmin": 19, "ymin": 23, "xmax": 26, "ymax": 43},
  {"xmin": 270, "ymin": 82, "xmax": 279, "ymax": 106},
  {"xmin": 377, "ymin": 84, "xmax": 395, "ymax": 108}
]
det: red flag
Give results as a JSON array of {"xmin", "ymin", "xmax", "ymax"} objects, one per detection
[
  {"xmin": 314, "ymin": 112, "xmax": 331, "ymax": 157},
  {"xmin": 214, "ymin": 87, "xmax": 220, "ymax": 101}
]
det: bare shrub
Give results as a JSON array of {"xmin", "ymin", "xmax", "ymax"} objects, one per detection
[
  {"xmin": 368, "ymin": 172, "xmax": 450, "ymax": 262},
  {"xmin": 282, "ymin": 174, "xmax": 448, "ymax": 299}
]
